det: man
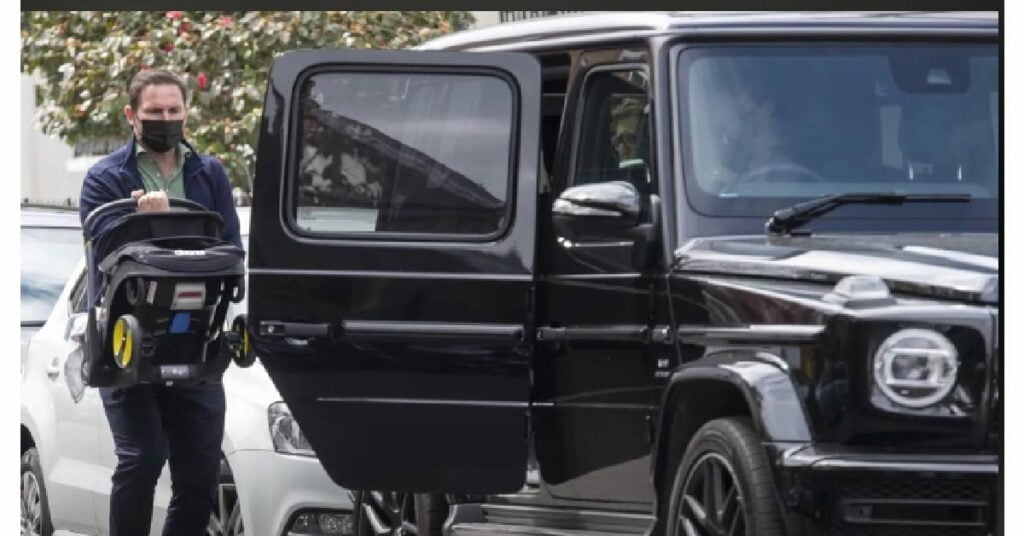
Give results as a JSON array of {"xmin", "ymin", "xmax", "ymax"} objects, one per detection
[{"xmin": 78, "ymin": 68, "xmax": 242, "ymax": 536}]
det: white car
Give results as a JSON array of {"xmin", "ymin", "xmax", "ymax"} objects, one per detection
[
  {"xmin": 20, "ymin": 211, "xmax": 355, "ymax": 536},
  {"xmin": 20, "ymin": 208, "xmax": 84, "ymax": 371}
]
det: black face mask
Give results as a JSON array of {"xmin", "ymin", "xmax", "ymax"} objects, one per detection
[{"xmin": 137, "ymin": 119, "xmax": 184, "ymax": 154}]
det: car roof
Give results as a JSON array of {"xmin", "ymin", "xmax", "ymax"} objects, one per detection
[
  {"xmin": 418, "ymin": 11, "xmax": 998, "ymax": 52},
  {"xmin": 21, "ymin": 206, "xmax": 81, "ymax": 229}
]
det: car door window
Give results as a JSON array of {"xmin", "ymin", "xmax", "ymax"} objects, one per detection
[
  {"xmin": 21, "ymin": 227, "xmax": 84, "ymax": 325},
  {"xmin": 293, "ymin": 71, "xmax": 516, "ymax": 238},
  {"xmin": 572, "ymin": 68, "xmax": 652, "ymax": 193}
]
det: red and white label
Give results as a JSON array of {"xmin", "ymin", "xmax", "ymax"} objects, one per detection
[{"xmin": 171, "ymin": 282, "xmax": 207, "ymax": 310}]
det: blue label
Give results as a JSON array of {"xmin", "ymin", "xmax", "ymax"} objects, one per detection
[{"xmin": 169, "ymin": 312, "xmax": 191, "ymax": 334}]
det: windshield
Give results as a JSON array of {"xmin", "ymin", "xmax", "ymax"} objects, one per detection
[
  {"xmin": 21, "ymin": 227, "xmax": 84, "ymax": 324},
  {"xmin": 679, "ymin": 44, "xmax": 998, "ymax": 221}
]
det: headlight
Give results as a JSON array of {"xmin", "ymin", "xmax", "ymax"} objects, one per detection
[
  {"xmin": 872, "ymin": 328, "xmax": 958, "ymax": 408},
  {"xmin": 268, "ymin": 402, "xmax": 315, "ymax": 456}
]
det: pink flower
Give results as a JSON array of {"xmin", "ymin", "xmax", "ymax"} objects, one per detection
[
  {"xmin": 218, "ymin": 15, "xmax": 232, "ymax": 27},
  {"xmin": 162, "ymin": 42, "xmax": 174, "ymax": 53},
  {"xmin": 178, "ymin": 21, "xmax": 191, "ymax": 34},
  {"xmin": 166, "ymin": 11, "xmax": 183, "ymax": 20},
  {"xmin": 197, "ymin": 72, "xmax": 208, "ymax": 90}
]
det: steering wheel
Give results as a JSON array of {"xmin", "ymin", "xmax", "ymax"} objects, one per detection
[{"xmin": 722, "ymin": 162, "xmax": 825, "ymax": 196}]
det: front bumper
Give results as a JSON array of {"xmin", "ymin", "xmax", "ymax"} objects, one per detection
[
  {"xmin": 226, "ymin": 449, "xmax": 354, "ymax": 536},
  {"xmin": 775, "ymin": 445, "xmax": 999, "ymax": 536}
]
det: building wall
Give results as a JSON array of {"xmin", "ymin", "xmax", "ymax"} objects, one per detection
[
  {"xmin": 470, "ymin": 11, "xmax": 501, "ymax": 28},
  {"xmin": 471, "ymin": 11, "xmax": 582, "ymax": 29},
  {"xmin": 21, "ymin": 73, "xmax": 88, "ymax": 207}
]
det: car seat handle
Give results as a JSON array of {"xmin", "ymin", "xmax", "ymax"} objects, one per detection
[
  {"xmin": 169, "ymin": 198, "xmax": 210, "ymax": 212},
  {"xmin": 84, "ymin": 198, "xmax": 212, "ymax": 240}
]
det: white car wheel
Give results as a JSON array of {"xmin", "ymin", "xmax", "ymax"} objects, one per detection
[
  {"xmin": 21, "ymin": 448, "xmax": 53, "ymax": 536},
  {"xmin": 207, "ymin": 458, "xmax": 244, "ymax": 536}
]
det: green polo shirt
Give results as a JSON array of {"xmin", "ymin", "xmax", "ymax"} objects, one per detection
[{"xmin": 135, "ymin": 142, "xmax": 191, "ymax": 199}]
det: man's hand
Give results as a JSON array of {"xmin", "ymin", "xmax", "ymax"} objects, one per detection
[{"xmin": 131, "ymin": 189, "xmax": 170, "ymax": 213}]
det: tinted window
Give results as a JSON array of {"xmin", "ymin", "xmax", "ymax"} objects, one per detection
[
  {"xmin": 680, "ymin": 44, "xmax": 998, "ymax": 219},
  {"xmin": 573, "ymin": 69, "xmax": 651, "ymax": 193},
  {"xmin": 293, "ymin": 71, "xmax": 515, "ymax": 237},
  {"xmin": 21, "ymin": 227, "xmax": 83, "ymax": 324}
]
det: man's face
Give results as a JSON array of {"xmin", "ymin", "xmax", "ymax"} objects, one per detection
[
  {"xmin": 611, "ymin": 115, "xmax": 640, "ymax": 162},
  {"xmin": 608, "ymin": 97, "xmax": 644, "ymax": 162},
  {"xmin": 123, "ymin": 83, "xmax": 187, "ymax": 141}
]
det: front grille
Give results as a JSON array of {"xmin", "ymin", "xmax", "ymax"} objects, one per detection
[
  {"xmin": 841, "ymin": 478, "xmax": 989, "ymax": 502},
  {"xmin": 829, "ymin": 478, "xmax": 992, "ymax": 536}
]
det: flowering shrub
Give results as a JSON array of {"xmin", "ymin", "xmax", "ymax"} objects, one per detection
[{"xmin": 21, "ymin": 11, "xmax": 474, "ymax": 189}]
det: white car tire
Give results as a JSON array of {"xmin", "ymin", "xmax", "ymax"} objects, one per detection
[
  {"xmin": 21, "ymin": 447, "xmax": 54, "ymax": 536},
  {"xmin": 207, "ymin": 456, "xmax": 244, "ymax": 536}
]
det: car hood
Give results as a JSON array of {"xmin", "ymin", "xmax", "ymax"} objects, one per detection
[
  {"xmin": 222, "ymin": 359, "xmax": 280, "ymax": 406},
  {"xmin": 674, "ymin": 233, "xmax": 998, "ymax": 305}
]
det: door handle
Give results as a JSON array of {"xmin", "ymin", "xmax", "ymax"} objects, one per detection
[{"xmin": 46, "ymin": 357, "xmax": 60, "ymax": 379}]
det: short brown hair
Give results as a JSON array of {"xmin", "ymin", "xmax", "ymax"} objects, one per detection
[{"xmin": 127, "ymin": 68, "xmax": 187, "ymax": 110}]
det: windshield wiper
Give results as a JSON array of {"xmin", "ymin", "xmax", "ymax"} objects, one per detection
[{"xmin": 766, "ymin": 192, "xmax": 971, "ymax": 236}]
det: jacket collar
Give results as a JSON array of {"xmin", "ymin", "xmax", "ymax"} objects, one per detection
[{"xmin": 118, "ymin": 133, "xmax": 201, "ymax": 175}]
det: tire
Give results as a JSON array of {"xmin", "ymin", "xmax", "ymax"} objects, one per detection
[
  {"xmin": 231, "ymin": 315, "xmax": 256, "ymax": 369},
  {"xmin": 353, "ymin": 490, "xmax": 446, "ymax": 536},
  {"xmin": 413, "ymin": 493, "xmax": 448, "ymax": 535},
  {"xmin": 21, "ymin": 447, "xmax": 54, "ymax": 536},
  {"xmin": 207, "ymin": 456, "xmax": 245, "ymax": 536},
  {"xmin": 664, "ymin": 417, "xmax": 783, "ymax": 536}
]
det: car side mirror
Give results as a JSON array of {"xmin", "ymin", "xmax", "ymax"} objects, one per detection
[{"xmin": 552, "ymin": 181, "xmax": 642, "ymax": 242}]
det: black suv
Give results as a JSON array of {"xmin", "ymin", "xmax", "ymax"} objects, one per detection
[{"xmin": 247, "ymin": 11, "xmax": 1000, "ymax": 536}]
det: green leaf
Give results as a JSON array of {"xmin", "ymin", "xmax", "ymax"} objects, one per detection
[{"xmin": 22, "ymin": 10, "xmax": 470, "ymax": 189}]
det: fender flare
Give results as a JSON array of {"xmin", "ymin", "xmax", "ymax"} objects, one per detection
[{"xmin": 650, "ymin": 349, "xmax": 812, "ymax": 489}]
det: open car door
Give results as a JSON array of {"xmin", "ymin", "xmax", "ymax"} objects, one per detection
[{"xmin": 249, "ymin": 49, "xmax": 540, "ymax": 493}]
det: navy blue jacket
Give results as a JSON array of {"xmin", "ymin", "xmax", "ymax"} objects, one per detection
[{"xmin": 79, "ymin": 135, "xmax": 243, "ymax": 306}]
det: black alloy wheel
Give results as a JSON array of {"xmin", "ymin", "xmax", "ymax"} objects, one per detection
[
  {"xmin": 666, "ymin": 418, "xmax": 783, "ymax": 536},
  {"xmin": 354, "ymin": 491, "xmax": 445, "ymax": 536},
  {"xmin": 677, "ymin": 452, "xmax": 745, "ymax": 535}
]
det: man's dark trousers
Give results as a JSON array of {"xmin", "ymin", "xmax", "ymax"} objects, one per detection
[{"xmin": 100, "ymin": 382, "xmax": 226, "ymax": 536}]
